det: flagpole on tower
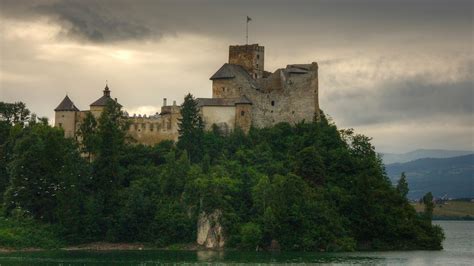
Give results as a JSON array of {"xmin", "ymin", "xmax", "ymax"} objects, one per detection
[{"xmin": 246, "ymin": 16, "xmax": 252, "ymax": 44}]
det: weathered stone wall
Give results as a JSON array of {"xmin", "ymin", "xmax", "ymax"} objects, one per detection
[
  {"xmin": 234, "ymin": 103, "xmax": 252, "ymax": 133},
  {"xmin": 59, "ymin": 105, "xmax": 181, "ymax": 145},
  {"xmin": 200, "ymin": 106, "xmax": 236, "ymax": 134},
  {"xmin": 216, "ymin": 63, "xmax": 319, "ymax": 128},
  {"xmin": 212, "ymin": 79, "xmax": 243, "ymax": 99},
  {"xmin": 55, "ymin": 111, "xmax": 76, "ymax": 138},
  {"xmin": 229, "ymin": 44, "xmax": 264, "ymax": 79},
  {"xmin": 127, "ymin": 106, "xmax": 180, "ymax": 145}
]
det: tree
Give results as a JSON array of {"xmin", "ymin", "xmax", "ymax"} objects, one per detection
[
  {"xmin": 0, "ymin": 102, "xmax": 30, "ymax": 126},
  {"xmin": 396, "ymin": 172, "xmax": 409, "ymax": 199},
  {"xmin": 3, "ymin": 123, "xmax": 86, "ymax": 223},
  {"xmin": 422, "ymin": 192, "xmax": 434, "ymax": 220},
  {"xmin": 293, "ymin": 146, "xmax": 325, "ymax": 185},
  {"xmin": 0, "ymin": 102, "xmax": 32, "ymax": 199},
  {"xmin": 91, "ymin": 101, "xmax": 129, "ymax": 237},
  {"xmin": 240, "ymin": 222, "xmax": 262, "ymax": 250},
  {"xmin": 177, "ymin": 93, "xmax": 204, "ymax": 162},
  {"xmin": 77, "ymin": 112, "xmax": 99, "ymax": 161}
]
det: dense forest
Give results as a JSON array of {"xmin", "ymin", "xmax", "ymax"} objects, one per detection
[{"xmin": 0, "ymin": 96, "xmax": 444, "ymax": 251}]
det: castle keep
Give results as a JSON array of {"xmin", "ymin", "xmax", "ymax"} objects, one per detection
[{"xmin": 54, "ymin": 43, "xmax": 320, "ymax": 144}]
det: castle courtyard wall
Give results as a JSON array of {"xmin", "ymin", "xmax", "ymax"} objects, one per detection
[{"xmin": 200, "ymin": 106, "xmax": 236, "ymax": 134}]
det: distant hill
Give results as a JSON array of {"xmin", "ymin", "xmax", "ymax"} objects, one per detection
[
  {"xmin": 381, "ymin": 149, "xmax": 474, "ymax": 164},
  {"xmin": 385, "ymin": 154, "xmax": 474, "ymax": 200}
]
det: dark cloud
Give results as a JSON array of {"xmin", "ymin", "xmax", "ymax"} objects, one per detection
[
  {"xmin": 324, "ymin": 61, "xmax": 474, "ymax": 127},
  {"xmin": 36, "ymin": 0, "xmax": 153, "ymax": 42},
  {"xmin": 1, "ymin": 0, "xmax": 472, "ymax": 44}
]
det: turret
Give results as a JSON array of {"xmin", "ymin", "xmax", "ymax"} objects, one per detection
[
  {"xmin": 54, "ymin": 95, "xmax": 79, "ymax": 138},
  {"xmin": 229, "ymin": 44, "xmax": 264, "ymax": 79},
  {"xmin": 90, "ymin": 84, "xmax": 120, "ymax": 117}
]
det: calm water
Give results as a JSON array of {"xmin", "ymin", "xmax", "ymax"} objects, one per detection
[{"xmin": 0, "ymin": 221, "xmax": 472, "ymax": 265}]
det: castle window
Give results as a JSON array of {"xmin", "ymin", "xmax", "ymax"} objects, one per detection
[
  {"xmin": 58, "ymin": 123, "xmax": 63, "ymax": 128},
  {"xmin": 271, "ymin": 100, "xmax": 275, "ymax": 106},
  {"xmin": 257, "ymin": 54, "xmax": 260, "ymax": 59},
  {"xmin": 62, "ymin": 115, "xmax": 64, "ymax": 118},
  {"xmin": 134, "ymin": 124, "xmax": 138, "ymax": 130},
  {"xmin": 241, "ymin": 111, "xmax": 245, "ymax": 116},
  {"xmin": 141, "ymin": 123, "xmax": 146, "ymax": 129},
  {"xmin": 150, "ymin": 124, "xmax": 154, "ymax": 131},
  {"xmin": 256, "ymin": 63, "xmax": 259, "ymax": 69},
  {"xmin": 222, "ymin": 87, "xmax": 225, "ymax": 92}
]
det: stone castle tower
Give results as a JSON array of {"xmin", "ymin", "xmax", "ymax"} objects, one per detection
[
  {"xmin": 199, "ymin": 43, "xmax": 319, "ymax": 132},
  {"xmin": 54, "ymin": 43, "xmax": 320, "ymax": 145}
]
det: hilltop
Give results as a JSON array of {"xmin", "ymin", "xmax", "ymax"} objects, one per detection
[
  {"xmin": 0, "ymin": 100, "xmax": 444, "ymax": 251},
  {"xmin": 385, "ymin": 154, "xmax": 474, "ymax": 199}
]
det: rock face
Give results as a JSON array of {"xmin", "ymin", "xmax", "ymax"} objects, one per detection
[{"xmin": 197, "ymin": 210, "xmax": 225, "ymax": 249}]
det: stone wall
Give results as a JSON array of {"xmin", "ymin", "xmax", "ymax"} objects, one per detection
[
  {"xmin": 55, "ymin": 111, "xmax": 76, "ymax": 138},
  {"xmin": 229, "ymin": 44, "xmax": 264, "ymax": 79},
  {"xmin": 127, "ymin": 105, "xmax": 181, "ymax": 145},
  {"xmin": 200, "ymin": 106, "xmax": 236, "ymax": 134},
  {"xmin": 212, "ymin": 79, "xmax": 243, "ymax": 99},
  {"xmin": 234, "ymin": 103, "xmax": 252, "ymax": 133},
  {"xmin": 215, "ymin": 63, "xmax": 319, "ymax": 128}
]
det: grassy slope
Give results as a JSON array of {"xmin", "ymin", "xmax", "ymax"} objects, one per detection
[{"xmin": 412, "ymin": 201, "xmax": 474, "ymax": 219}]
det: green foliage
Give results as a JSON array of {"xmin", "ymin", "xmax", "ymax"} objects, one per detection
[
  {"xmin": 240, "ymin": 222, "xmax": 262, "ymax": 250},
  {"xmin": 423, "ymin": 192, "xmax": 435, "ymax": 220},
  {"xmin": 0, "ymin": 209, "xmax": 63, "ymax": 249},
  {"xmin": 397, "ymin": 172, "xmax": 409, "ymax": 199},
  {"xmin": 177, "ymin": 93, "xmax": 204, "ymax": 162},
  {"xmin": 77, "ymin": 112, "xmax": 99, "ymax": 160},
  {"xmin": 3, "ymin": 123, "xmax": 86, "ymax": 223},
  {"xmin": 0, "ymin": 102, "xmax": 444, "ymax": 251},
  {"xmin": 0, "ymin": 102, "xmax": 30, "ymax": 126}
]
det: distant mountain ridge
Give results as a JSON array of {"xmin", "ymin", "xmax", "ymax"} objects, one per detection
[
  {"xmin": 385, "ymin": 154, "xmax": 474, "ymax": 200},
  {"xmin": 381, "ymin": 149, "xmax": 474, "ymax": 164}
]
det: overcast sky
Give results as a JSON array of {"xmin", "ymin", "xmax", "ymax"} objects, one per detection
[{"xmin": 0, "ymin": 0, "xmax": 472, "ymax": 153}]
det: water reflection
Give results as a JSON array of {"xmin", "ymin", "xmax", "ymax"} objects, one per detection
[{"xmin": 196, "ymin": 250, "xmax": 224, "ymax": 261}]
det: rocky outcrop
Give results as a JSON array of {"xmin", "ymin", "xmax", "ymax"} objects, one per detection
[{"xmin": 196, "ymin": 210, "xmax": 225, "ymax": 249}]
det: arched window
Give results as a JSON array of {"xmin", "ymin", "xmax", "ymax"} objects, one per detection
[{"xmin": 271, "ymin": 100, "xmax": 275, "ymax": 106}]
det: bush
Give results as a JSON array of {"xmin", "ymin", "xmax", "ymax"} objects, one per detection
[{"xmin": 240, "ymin": 222, "xmax": 262, "ymax": 250}]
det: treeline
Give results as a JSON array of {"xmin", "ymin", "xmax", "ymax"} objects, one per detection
[{"xmin": 0, "ymin": 96, "xmax": 444, "ymax": 251}]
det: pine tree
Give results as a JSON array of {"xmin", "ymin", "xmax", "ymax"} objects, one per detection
[
  {"xmin": 396, "ymin": 172, "xmax": 409, "ymax": 199},
  {"xmin": 177, "ymin": 93, "xmax": 204, "ymax": 162},
  {"xmin": 422, "ymin": 192, "xmax": 434, "ymax": 220},
  {"xmin": 77, "ymin": 112, "xmax": 99, "ymax": 161}
]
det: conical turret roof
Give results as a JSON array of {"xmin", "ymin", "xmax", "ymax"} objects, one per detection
[{"xmin": 55, "ymin": 95, "xmax": 79, "ymax": 112}]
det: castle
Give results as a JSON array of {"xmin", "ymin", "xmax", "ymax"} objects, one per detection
[{"xmin": 54, "ymin": 43, "xmax": 320, "ymax": 145}]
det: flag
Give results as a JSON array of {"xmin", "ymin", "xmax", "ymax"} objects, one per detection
[{"xmin": 247, "ymin": 16, "xmax": 252, "ymax": 23}]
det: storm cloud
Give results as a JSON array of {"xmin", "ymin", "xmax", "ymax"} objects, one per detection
[{"xmin": 0, "ymin": 0, "xmax": 472, "ymax": 152}]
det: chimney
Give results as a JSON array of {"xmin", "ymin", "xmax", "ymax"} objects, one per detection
[{"xmin": 163, "ymin": 98, "xmax": 167, "ymax": 106}]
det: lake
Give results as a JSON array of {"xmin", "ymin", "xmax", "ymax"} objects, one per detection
[{"xmin": 0, "ymin": 221, "xmax": 472, "ymax": 265}]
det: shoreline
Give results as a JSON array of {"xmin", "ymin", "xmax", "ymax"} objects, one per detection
[{"xmin": 0, "ymin": 242, "xmax": 208, "ymax": 253}]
